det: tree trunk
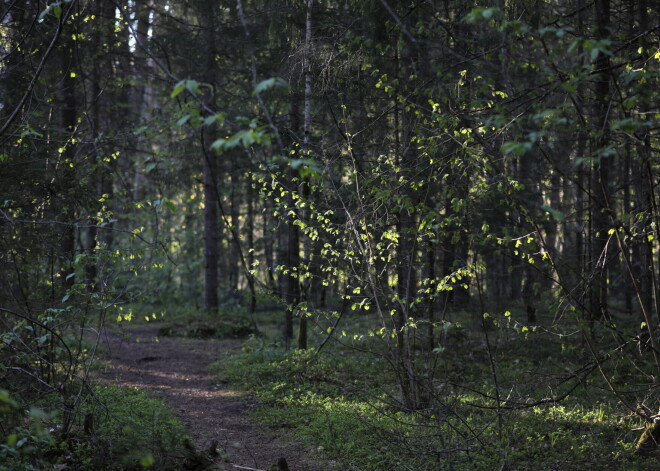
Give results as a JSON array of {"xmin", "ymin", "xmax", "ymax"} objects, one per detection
[
  {"xmin": 246, "ymin": 180, "xmax": 257, "ymax": 313},
  {"xmin": 130, "ymin": 0, "xmax": 152, "ymax": 203},
  {"xmin": 57, "ymin": 37, "xmax": 77, "ymax": 295},
  {"xmin": 590, "ymin": 0, "xmax": 612, "ymax": 319},
  {"xmin": 297, "ymin": 0, "xmax": 314, "ymax": 350},
  {"xmin": 201, "ymin": 4, "xmax": 219, "ymax": 314}
]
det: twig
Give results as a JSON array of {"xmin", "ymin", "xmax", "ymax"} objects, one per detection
[
  {"xmin": 235, "ymin": 0, "xmax": 284, "ymax": 152},
  {"xmin": 0, "ymin": 1, "xmax": 77, "ymax": 138},
  {"xmin": 377, "ymin": 0, "xmax": 417, "ymax": 45},
  {"xmin": 316, "ymin": 299, "xmax": 348, "ymax": 353},
  {"xmin": 0, "ymin": 306, "xmax": 74, "ymax": 375},
  {"xmin": 232, "ymin": 465, "xmax": 266, "ymax": 471}
]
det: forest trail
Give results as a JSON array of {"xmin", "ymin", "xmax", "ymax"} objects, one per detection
[{"xmin": 94, "ymin": 324, "xmax": 336, "ymax": 471}]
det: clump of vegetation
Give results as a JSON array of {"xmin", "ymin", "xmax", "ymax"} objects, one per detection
[
  {"xmin": 0, "ymin": 389, "xmax": 54, "ymax": 471},
  {"xmin": 0, "ymin": 385, "xmax": 190, "ymax": 470},
  {"xmin": 158, "ymin": 319, "xmax": 257, "ymax": 340},
  {"xmin": 76, "ymin": 385, "xmax": 189, "ymax": 469},
  {"xmin": 215, "ymin": 330, "xmax": 658, "ymax": 471},
  {"xmin": 124, "ymin": 301, "xmax": 258, "ymax": 340},
  {"xmin": 635, "ymin": 419, "xmax": 660, "ymax": 457}
]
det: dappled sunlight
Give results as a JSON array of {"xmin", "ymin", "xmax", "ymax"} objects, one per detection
[
  {"xmin": 96, "ymin": 356, "xmax": 242, "ymax": 401},
  {"xmin": 3, "ymin": 0, "xmax": 659, "ymax": 469}
]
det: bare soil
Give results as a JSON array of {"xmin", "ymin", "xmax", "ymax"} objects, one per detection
[{"xmin": 94, "ymin": 324, "xmax": 339, "ymax": 471}]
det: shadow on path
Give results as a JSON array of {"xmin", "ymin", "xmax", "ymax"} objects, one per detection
[{"xmin": 94, "ymin": 324, "xmax": 334, "ymax": 471}]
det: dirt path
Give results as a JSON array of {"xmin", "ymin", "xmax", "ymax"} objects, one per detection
[{"xmin": 95, "ymin": 324, "xmax": 336, "ymax": 471}]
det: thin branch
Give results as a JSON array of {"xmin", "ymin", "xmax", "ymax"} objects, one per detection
[
  {"xmin": 316, "ymin": 299, "xmax": 348, "ymax": 353},
  {"xmin": 0, "ymin": 214, "xmax": 176, "ymax": 265},
  {"xmin": 377, "ymin": 0, "xmax": 417, "ymax": 45},
  {"xmin": 0, "ymin": 1, "xmax": 77, "ymax": 138},
  {"xmin": 235, "ymin": 0, "xmax": 284, "ymax": 152},
  {"xmin": 0, "ymin": 307, "xmax": 74, "ymax": 377}
]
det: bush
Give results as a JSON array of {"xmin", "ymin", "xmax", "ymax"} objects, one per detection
[
  {"xmin": 75, "ymin": 384, "xmax": 189, "ymax": 470},
  {"xmin": 0, "ymin": 385, "xmax": 189, "ymax": 470}
]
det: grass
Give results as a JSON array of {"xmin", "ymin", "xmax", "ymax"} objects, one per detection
[
  {"xmin": 98, "ymin": 299, "xmax": 659, "ymax": 469},
  {"xmin": 210, "ymin": 307, "xmax": 659, "ymax": 471}
]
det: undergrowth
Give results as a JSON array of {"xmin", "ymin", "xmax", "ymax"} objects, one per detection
[
  {"xmin": 1, "ymin": 384, "xmax": 189, "ymax": 470},
  {"xmin": 214, "ymin": 333, "xmax": 658, "ymax": 471}
]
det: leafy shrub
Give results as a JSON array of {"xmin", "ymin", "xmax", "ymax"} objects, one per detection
[
  {"xmin": 0, "ymin": 398, "xmax": 54, "ymax": 471},
  {"xmin": 75, "ymin": 384, "xmax": 188, "ymax": 470},
  {"xmin": 0, "ymin": 385, "xmax": 189, "ymax": 470}
]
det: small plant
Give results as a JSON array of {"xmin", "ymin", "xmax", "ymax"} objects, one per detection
[
  {"xmin": 1, "ymin": 384, "xmax": 190, "ymax": 470},
  {"xmin": 0, "ymin": 390, "xmax": 54, "ymax": 471},
  {"xmin": 75, "ymin": 384, "xmax": 189, "ymax": 470},
  {"xmin": 214, "ymin": 329, "xmax": 660, "ymax": 471}
]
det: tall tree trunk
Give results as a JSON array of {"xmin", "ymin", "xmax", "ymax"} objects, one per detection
[
  {"xmin": 201, "ymin": 4, "xmax": 219, "ymax": 314},
  {"xmin": 57, "ymin": 36, "xmax": 77, "ymax": 295},
  {"xmin": 229, "ymin": 169, "xmax": 240, "ymax": 296},
  {"xmin": 131, "ymin": 0, "xmax": 152, "ymax": 203},
  {"xmin": 284, "ymin": 212, "xmax": 299, "ymax": 346},
  {"xmin": 590, "ymin": 0, "xmax": 612, "ymax": 319},
  {"xmin": 425, "ymin": 240, "xmax": 436, "ymax": 351},
  {"xmin": 297, "ymin": 0, "xmax": 314, "ymax": 350},
  {"xmin": 246, "ymin": 179, "xmax": 257, "ymax": 313}
]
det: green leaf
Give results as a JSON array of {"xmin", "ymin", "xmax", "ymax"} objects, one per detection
[
  {"xmin": 240, "ymin": 131, "xmax": 256, "ymax": 147},
  {"xmin": 145, "ymin": 162, "xmax": 157, "ymax": 173},
  {"xmin": 203, "ymin": 115, "xmax": 218, "ymax": 126},
  {"xmin": 481, "ymin": 7, "xmax": 497, "ymax": 19},
  {"xmin": 171, "ymin": 80, "xmax": 186, "ymax": 98},
  {"xmin": 140, "ymin": 453, "xmax": 155, "ymax": 467},
  {"xmin": 38, "ymin": 7, "xmax": 50, "ymax": 22},
  {"xmin": 38, "ymin": 2, "xmax": 66, "ymax": 22},
  {"xmin": 567, "ymin": 40, "xmax": 580, "ymax": 54},
  {"xmin": 290, "ymin": 158, "xmax": 321, "ymax": 178},
  {"xmin": 541, "ymin": 204, "xmax": 566, "ymax": 222},
  {"xmin": 29, "ymin": 406, "xmax": 48, "ymax": 419},
  {"xmin": 185, "ymin": 79, "xmax": 201, "ymax": 95},
  {"xmin": 176, "ymin": 115, "xmax": 191, "ymax": 127},
  {"xmin": 254, "ymin": 77, "xmax": 289, "ymax": 95},
  {"xmin": 211, "ymin": 138, "xmax": 227, "ymax": 152},
  {"xmin": 171, "ymin": 79, "xmax": 202, "ymax": 98},
  {"xmin": 465, "ymin": 7, "xmax": 500, "ymax": 23}
]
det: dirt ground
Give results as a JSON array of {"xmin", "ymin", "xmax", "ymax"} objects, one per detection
[{"xmin": 94, "ymin": 324, "xmax": 340, "ymax": 471}]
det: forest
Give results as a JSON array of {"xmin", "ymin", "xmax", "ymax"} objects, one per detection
[{"xmin": 1, "ymin": 0, "xmax": 660, "ymax": 469}]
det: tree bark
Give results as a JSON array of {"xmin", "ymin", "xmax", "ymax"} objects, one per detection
[
  {"xmin": 590, "ymin": 0, "xmax": 612, "ymax": 319},
  {"xmin": 201, "ymin": 4, "xmax": 219, "ymax": 314}
]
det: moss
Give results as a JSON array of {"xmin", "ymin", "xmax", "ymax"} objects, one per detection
[{"xmin": 635, "ymin": 419, "xmax": 660, "ymax": 456}]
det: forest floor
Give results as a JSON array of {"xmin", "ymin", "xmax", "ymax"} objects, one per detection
[{"xmin": 93, "ymin": 323, "xmax": 339, "ymax": 471}]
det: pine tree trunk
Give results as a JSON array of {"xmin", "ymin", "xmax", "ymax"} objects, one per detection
[
  {"xmin": 201, "ymin": 5, "xmax": 219, "ymax": 314},
  {"xmin": 590, "ymin": 0, "xmax": 612, "ymax": 319}
]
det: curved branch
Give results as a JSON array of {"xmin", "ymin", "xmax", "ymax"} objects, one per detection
[
  {"xmin": 0, "ymin": 306, "xmax": 74, "ymax": 378},
  {"xmin": 0, "ymin": 1, "xmax": 78, "ymax": 138}
]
